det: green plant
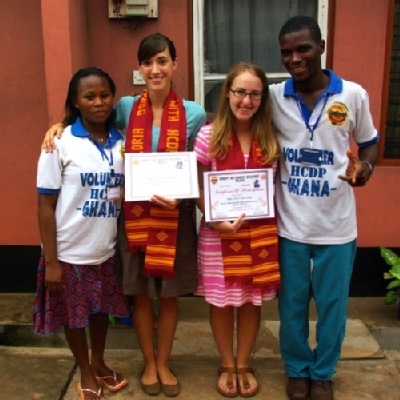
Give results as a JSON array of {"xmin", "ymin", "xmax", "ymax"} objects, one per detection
[{"xmin": 380, "ymin": 246, "xmax": 400, "ymax": 305}]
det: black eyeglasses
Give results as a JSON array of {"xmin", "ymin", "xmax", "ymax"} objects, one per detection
[{"xmin": 229, "ymin": 88, "xmax": 264, "ymax": 100}]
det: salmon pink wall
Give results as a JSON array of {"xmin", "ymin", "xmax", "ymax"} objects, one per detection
[
  {"xmin": 69, "ymin": 1, "xmax": 90, "ymax": 74},
  {"xmin": 41, "ymin": 0, "xmax": 74, "ymax": 125},
  {"xmin": 0, "ymin": 1, "xmax": 48, "ymax": 245},
  {"xmin": 84, "ymin": 0, "xmax": 190, "ymax": 101},
  {"xmin": 0, "ymin": 0, "xmax": 191, "ymax": 246},
  {"xmin": 41, "ymin": 0, "xmax": 90, "ymax": 125},
  {"xmin": 1, "ymin": 0, "xmax": 398, "ymax": 249},
  {"xmin": 332, "ymin": 0, "xmax": 400, "ymax": 247}
]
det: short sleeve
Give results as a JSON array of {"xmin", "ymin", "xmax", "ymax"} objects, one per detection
[
  {"xmin": 184, "ymin": 101, "xmax": 207, "ymax": 141},
  {"xmin": 115, "ymin": 96, "xmax": 136, "ymax": 129},
  {"xmin": 194, "ymin": 125, "xmax": 212, "ymax": 166},
  {"xmin": 37, "ymin": 145, "xmax": 63, "ymax": 194},
  {"xmin": 349, "ymin": 86, "xmax": 378, "ymax": 147}
]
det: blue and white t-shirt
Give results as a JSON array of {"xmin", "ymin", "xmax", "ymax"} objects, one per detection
[
  {"xmin": 37, "ymin": 118, "xmax": 125, "ymax": 264},
  {"xmin": 270, "ymin": 70, "xmax": 379, "ymax": 245}
]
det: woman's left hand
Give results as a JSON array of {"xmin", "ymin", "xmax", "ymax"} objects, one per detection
[
  {"xmin": 208, "ymin": 213, "xmax": 246, "ymax": 233},
  {"xmin": 150, "ymin": 195, "xmax": 181, "ymax": 209}
]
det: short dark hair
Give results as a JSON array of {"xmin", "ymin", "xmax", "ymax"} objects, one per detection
[
  {"xmin": 279, "ymin": 16, "xmax": 322, "ymax": 43},
  {"xmin": 137, "ymin": 33, "xmax": 177, "ymax": 63},
  {"xmin": 63, "ymin": 67, "xmax": 116, "ymax": 128}
]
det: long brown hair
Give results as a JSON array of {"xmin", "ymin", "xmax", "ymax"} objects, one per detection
[{"xmin": 209, "ymin": 62, "xmax": 280, "ymax": 164}]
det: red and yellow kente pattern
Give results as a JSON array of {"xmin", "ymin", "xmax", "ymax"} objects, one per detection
[
  {"xmin": 123, "ymin": 89, "xmax": 186, "ymax": 279},
  {"xmin": 217, "ymin": 134, "xmax": 280, "ymax": 289}
]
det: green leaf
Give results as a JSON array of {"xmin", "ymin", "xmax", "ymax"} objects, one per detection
[
  {"xmin": 384, "ymin": 290, "xmax": 400, "ymax": 305},
  {"xmin": 380, "ymin": 246, "xmax": 400, "ymax": 266},
  {"xmin": 108, "ymin": 315, "xmax": 116, "ymax": 325},
  {"xmin": 386, "ymin": 280, "xmax": 400, "ymax": 289},
  {"xmin": 389, "ymin": 264, "xmax": 400, "ymax": 280},
  {"xmin": 384, "ymin": 272, "xmax": 394, "ymax": 280}
]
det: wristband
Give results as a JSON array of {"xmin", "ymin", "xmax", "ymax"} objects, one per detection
[{"xmin": 363, "ymin": 160, "xmax": 374, "ymax": 174}]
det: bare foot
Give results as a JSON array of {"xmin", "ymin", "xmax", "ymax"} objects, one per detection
[
  {"xmin": 92, "ymin": 363, "xmax": 125, "ymax": 387},
  {"xmin": 217, "ymin": 367, "xmax": 237, "ymax": 397},
  {"xmin": 80, "ymin": 368, "xmax": 100, "ymax": 395},
  {"xmin": 78, "ymin": 377, "xmax": 104, "ymax": 400},
  {"xmin": 141, "ymin": 363, "xmax": 158, "ymax": 386},
  {"xmin": 157, "ymin": 364, "xmax": 178, "ymax": 385},
  {"xmin": 237, "ymin": 367, "xmax": 259, "ymax": 396}
]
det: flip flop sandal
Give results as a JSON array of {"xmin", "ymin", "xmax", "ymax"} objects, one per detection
[
  {"xmin": 217, "ymin": 367, "xmax": 238, "ymax": 398},
  {"xmin": 76, "ymin": 384, "xmax": 104, "ymax": 400},
  {"xmin": 237, "ymin": 367, "xmax": 260, "ymax": 398},
  {"xmin": 96, "ymin": 370, "xmax": 129, "ymax": 392}
]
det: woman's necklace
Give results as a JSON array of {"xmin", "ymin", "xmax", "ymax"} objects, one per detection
[{"xmin": 86, "ymin": 131, "xmax": 108, "ymax": 144}]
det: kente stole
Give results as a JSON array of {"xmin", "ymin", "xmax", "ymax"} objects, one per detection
[
  {"xmin": 215, "ymin": 134, "xmax": 280, "ymax": 289},
  {"xmin": 123, "ymin": 89, "xmax": 187, "ymax": 279}
]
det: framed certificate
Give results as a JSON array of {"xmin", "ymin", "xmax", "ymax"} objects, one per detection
[
  {"xmin": 125, "ymin": 152, "xmax": 199, "ymax": 201},
  {"xmin": 204, "ymin": 169, "xmax": 274, "ymax": 222}
]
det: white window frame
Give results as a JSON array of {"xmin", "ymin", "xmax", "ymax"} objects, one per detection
[{"xmin": 193, "ymin": 0, "xmax": 329, "ymax": 107}]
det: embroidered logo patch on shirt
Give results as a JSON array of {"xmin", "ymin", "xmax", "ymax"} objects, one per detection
[{"xmin": 326, "ymin": 101, "xmax": 349, "ymax": 126}]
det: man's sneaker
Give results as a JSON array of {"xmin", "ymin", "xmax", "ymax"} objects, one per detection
[
  {"xmin": 286, "ymin": 377, "xmax": 310, "ymax": 400},
  {"xmin": 310, "ymin": 380, "xmax": 333, "ymax": 400}
]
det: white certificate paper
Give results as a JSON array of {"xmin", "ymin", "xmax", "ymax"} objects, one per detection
[
  {"xmin": 204, "ymin": 169, "xmax": 274, "ymax": 222},
  {"xmin": 125, "ymin": 152, "xmax": 199, "ymax": 201}
]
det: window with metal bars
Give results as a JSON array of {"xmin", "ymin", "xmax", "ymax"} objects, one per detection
[{"xmin": 384, "ymin": 1, "xmax": 400, "ymax": 160}]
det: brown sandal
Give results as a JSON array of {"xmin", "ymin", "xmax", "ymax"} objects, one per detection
[
  {"xmin": 217, "ymin": 367, "xmax": 238, "ymax": 398},
  {"xmin": 237, "ymin": 367, "xmax": 259, "ymax": 398}
]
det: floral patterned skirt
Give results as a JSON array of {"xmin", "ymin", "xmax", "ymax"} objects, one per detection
[{"xmin": 33, "ymin": 252, "xmax": 129, "ymax": 334}]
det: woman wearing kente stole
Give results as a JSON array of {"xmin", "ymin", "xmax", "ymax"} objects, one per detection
[
  {"xmin": 115, "ymin": 33, "xmax": 206, "ymax": 397},
  {"xmin": 194, "ymin": 62, "xmax": 280, "ymax": 398},
  {"xmin": 40, "ymin": 33, "xmax": 205, "ymax": 397}
]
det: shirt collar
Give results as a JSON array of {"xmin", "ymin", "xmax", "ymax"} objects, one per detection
[
  {"xmin": 71, "ymin": 117, "xmax": 124, "ymax": 142},
  {"xmin": 283, "ymin": 69, "xmax": 343, "ymax": 97}
]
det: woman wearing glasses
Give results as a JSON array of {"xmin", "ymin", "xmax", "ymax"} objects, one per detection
[{"xmin": 194, "ymin": 62, "xmax": 280, "ymax": 398}]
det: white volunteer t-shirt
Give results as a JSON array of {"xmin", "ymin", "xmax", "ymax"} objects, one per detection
[
  {"xmin": 37, "ymin": 119, "xmax": 125, "ymax": 264},
  {"xmin": 270, "ymin": 70, "xmax": 378, "ymax": 245}
]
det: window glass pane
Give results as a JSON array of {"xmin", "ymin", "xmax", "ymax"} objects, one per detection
[
  {"xmin": 203, "ymin": 0, "xmax": 318, "ymax": 113},
  {"xmin": 205, "ymin": 81, "xmax": 223, "ymax": 115},
  {"xmin": 204, "ymin": 0, "xmax": 318, "ymax": 75},
  {"xmin": 384, "ymin": 0, "xmax": 400, "ymax": 159}
]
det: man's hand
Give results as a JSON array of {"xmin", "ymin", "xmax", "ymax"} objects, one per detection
[{"xmin": 338, "ymin": 149, "xmax": 371, "ymax": 187}]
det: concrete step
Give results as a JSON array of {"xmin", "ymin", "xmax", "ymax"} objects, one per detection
[
  {"xmin": 0, "ymin": 321, "xmax": 139, "ymax": 348},
  {"xmin": 0, "ymin": 318, "xmax": 386, "ymax": 361},
  {"xmin": 1, "ymin": 294, "xmax": 399, "ymax": 354}
]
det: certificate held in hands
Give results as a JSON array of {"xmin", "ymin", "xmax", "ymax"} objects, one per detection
[
  {"xmin": 204, "ymin": 169, "xmax": 274, "ymax": 222},
  {"xmin": 125, "ymin": 152, "xmax": 199, "ymax": 201}
]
